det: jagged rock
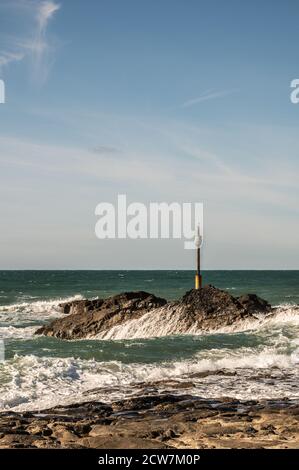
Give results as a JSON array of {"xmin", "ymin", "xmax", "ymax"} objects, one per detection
[
  {"xmin": 60, "ymin": 299, "xmax": 104, "ymax": 315},
  {"xmin": 237, "ymin": 294, "xmax": 271, "ymax": 314},
  {"xmin": 171, "ymin": 285, "xmax": 272, "ymax": 331},
  {"xmin": 182, "ymin": 286, "xmax": 271, "ymax": 316},
  {"xmin": 35, "ymin": 285, "xmax": 272, "ymax": 340},
  {"xmin": 35, "ymin": 291, "xmax": 167, "ymax": 339}
]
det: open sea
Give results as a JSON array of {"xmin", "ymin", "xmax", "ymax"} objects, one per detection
[{"xmin": 0, "ymin": 270, "xmax": 298, "ymax": 411}]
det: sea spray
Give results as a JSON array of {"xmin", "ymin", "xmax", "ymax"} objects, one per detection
[
  {"xmin": 0, "ymin": 295, "xmax": 84, "ymax": 326},
  {"xmin": 0, "ymin": 339, "xmax": 299, "ymax": 412},
  {"xmin": 93, "ymin": 304, "xmax": 299, "ymax": 340},
  {"xmin": 0, "ymin": 271, "xmax": 298, "ymax": 414}
]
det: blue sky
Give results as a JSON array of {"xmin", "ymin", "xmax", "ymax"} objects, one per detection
[{"xmin": 0, "ymin": 0, "xmax": 298, "ymax": 269}]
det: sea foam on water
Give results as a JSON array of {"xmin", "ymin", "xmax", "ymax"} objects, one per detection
[{"xmin": 0, "ymin": 294, "xmax": 298, "ymax": 412}]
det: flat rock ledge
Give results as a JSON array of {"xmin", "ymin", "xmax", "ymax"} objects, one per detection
[
  {"xmin": 0, "ymin": 395, "xmax": 298, "ymax": 449},
  {"xmin": 35, "ymin": 285, "xmax": 272, "ymax": 340}
]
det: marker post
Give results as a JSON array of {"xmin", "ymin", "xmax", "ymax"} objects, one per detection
[{"xmin": 194, "ymin": 225, "xmax": 202, "ymax": 289}]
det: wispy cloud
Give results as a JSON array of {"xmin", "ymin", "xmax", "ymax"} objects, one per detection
[
  {"xmin": 0, "ymin": 51, "xmax": 24, "ymax": 68},
  {"xmin": 91, "ymin": 145, "xmax": 122, "ymax": 156},
  {"xmin": 0, "ymin": 0, "xmax": 60, "ymax": 82},
  {"xmin": 31, "ymin": 1, "xmax": 61, "ymax": 82},
  {"xmin": 37, "ymin": 1, "xmax": 60, "ymax": 32},
  {"xmin": 1, "ymin": 117, "xmax": 298, "ymax": 268},
  {"xmin": 182, "ymin": 88, "xmax": 238, "ymax": 108}
]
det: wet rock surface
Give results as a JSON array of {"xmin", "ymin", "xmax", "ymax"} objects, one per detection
[
  {"xmin": 35, "ymin": 285, "xmax": 272, "ymax": 340},
  {"xmin": 0, "ymin": 395, "xmax": 298, "ymax": 449},
  {"xmin": 36, "ymin": 291, "xmax": 166, "ymax": 339},
  {"xmin": 175, "ymin": 286, "xmax": 272, "ymax": 331}
]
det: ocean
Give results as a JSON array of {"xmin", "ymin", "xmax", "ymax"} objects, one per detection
[{"xmin": 0, "ymin": 270, "xmax": 298, "ymax": 412}]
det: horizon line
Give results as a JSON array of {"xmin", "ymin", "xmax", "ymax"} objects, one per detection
[{"xmin": 0, "ymin": 269, "xmax": 298, "ymax": 272}]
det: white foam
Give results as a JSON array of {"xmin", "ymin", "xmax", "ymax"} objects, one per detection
[
  {"xmin": 1, "ymin": 341, "xmax": 299, "ymax": 412},
  {"xmin": 0, "ymin": 295, "xmax": 83, "ymax": 325},
  {"xmin": 0, "ymin": 325, "xmax": 38, "ymax": 340},
  {"xmin": 216, "ymin": 305, "xmax": 299, "ymax": 334},
  {"xmin": 91, "ymin": 304, "xmax": 299, "ymax": 340},
  {"xmin": 0, "ymin": 299, "xmax": 298, "ymax": 412}
]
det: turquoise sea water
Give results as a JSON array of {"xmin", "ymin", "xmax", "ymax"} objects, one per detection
[
  {"xmin": 0, "ymin": 270, "xmax": 298, "ymax": 411},
  {"xmin": 1, "ymin": 270, "xmax": 298, "ymax": 305}
]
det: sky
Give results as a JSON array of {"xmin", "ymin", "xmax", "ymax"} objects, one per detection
[{"xmin": 0, "ymin": 0, "xmax": 298, "ymax": 269}]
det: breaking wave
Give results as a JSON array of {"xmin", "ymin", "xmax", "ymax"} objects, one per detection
[
  {"xmin": 0, "ymin": 326, "xmax": 38, "ymax": 340},
  {"xmin": 92, "ymin": 304, "xmax": 299, "ymax": 340},
  {"xmin": 0, "ymin": 297, "xmax": 298, "ymax": 413},
  {"xmin": 0, "ymin": 295, "xmax": 83, "ymax": 327},
  {"xmin": 0, "ymin": 339, "xmax": 299, "ymax": 412}
]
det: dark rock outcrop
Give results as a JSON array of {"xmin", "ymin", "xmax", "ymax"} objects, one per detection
[
  {"xmin": 182, "ymin": 286, "xmax": 271, "ymax": 315},
  {"xmin": 35, "ymin": 285, "xmax": 272, "ymax": 340},
  {"xmin": 35, "ymin": 291, "xmax": 167, "ymax": 339},
  {"xmin": 237, "ymin": 293, "xmax": 271, "ymax": 314},
  {"xmin": 173, "ymin": 285, "xmax": 272, "ymax": 331},
  {"xmin": 60, "ymin": 299, "xmax": 104, "ymax": 315}
]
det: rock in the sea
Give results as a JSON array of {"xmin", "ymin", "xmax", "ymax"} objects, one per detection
[
  {"xmin": 35, "ymin": 285, "xmax": 272, "ymax": 340},
  {"xmin": 176, "ymin": 285, "xmax": 272, "ymax": 330},
  {"xmin": 237, "ymin": 293, "xmax": 271, "ymax": 314},
  {"xmin": 35, "ymin": 291, "xmax": 167, "ymax": 339},
  {"xmin": 59, "ymin": 299, "xmax": 104, "ymax": 315}
]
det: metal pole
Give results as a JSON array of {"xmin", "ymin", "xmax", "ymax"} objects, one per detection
[{"xmin": 195, "ymin": 226, "xmax": 202, "ymax": 289}]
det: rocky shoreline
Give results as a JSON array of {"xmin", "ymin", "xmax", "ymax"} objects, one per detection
[
  {"xmin": 0, "ymin": 394, "xmax": 298, "ymax": 449},
  {"xmin": 6, "ymin": 286, "xmax": 295, "ymax": 449}
]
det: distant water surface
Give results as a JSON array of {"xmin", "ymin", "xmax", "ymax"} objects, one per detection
[{"xmin": 0, "ymin": 270, "xmax": 298, "ymax": 306}]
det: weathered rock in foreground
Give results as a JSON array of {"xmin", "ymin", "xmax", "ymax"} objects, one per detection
[
  {"xmin": 35, "ymin": 285, "xmax": 272, "ymax": 340},
  {"xmin": 0, "ymin": 395, "xmax": 298, "ymax": 449}
]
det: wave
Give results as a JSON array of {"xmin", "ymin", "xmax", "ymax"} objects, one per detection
[
  {"xmin": 92, "ymin": 304, "xmax": 299, "ymax": 340},
  {"xmin": 212, "ymin": 305, "xmax": 299, "ymax": 334},
  {"xmin": 0, "ymin": 341, "xmax": 299, "ymax": 411},
  {"xmin": 0, "ymin": 295, "xmax": 84, "ymax": 326},
  {"xmin": 0, "ymin": 325, "xmax": 38, "ymax": 340}
]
